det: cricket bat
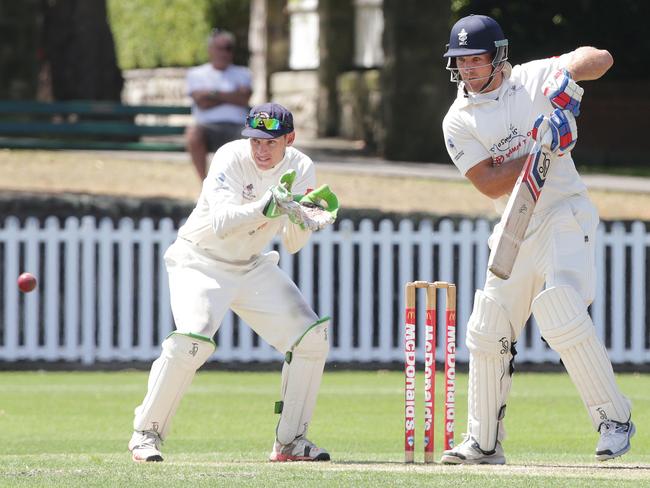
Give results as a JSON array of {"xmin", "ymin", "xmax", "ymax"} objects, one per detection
[{"xmin": 488, "ymin": 141, "xmax": 553, "ymax": 279}]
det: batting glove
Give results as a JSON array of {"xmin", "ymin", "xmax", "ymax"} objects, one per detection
[
  {"xmin": 532, "ymin": 108, "xmax": 578, "ymax": 155},
  {"xmin": 542, "ymin": 68, "xmax": 584, "ymax": 117}
]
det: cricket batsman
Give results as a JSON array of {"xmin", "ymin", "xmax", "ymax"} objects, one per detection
[
  {"xmin": 128, "ymin": 103, "xmax": 338, "ymax": 463},
  {"xmin": 439, "ymin": 14, "xmax": 634, "ymax": 464}
]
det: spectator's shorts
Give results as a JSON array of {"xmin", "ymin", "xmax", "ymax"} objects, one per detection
[{"xmin": 199, "ymin": 122, "xmax": 243, "ymax": 152}]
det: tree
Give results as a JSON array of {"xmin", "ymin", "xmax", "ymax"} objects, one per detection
[
  {"xmin": 42, "ymin": 0, "xmax": 123, "ymax": 101},
  {"xmin": 317, "ymin": 0, "xmax": 354, "ymax": 137},
  {"xmin": 455, "ymin": 0, "xmax": 650, "ymax": 80},
  {"xmin": 0, "ymin": 0, "xmax": 42, "ymax": 99},
  {"xmin": 381, "ymin": 0, "xmax": 453, "ymax": 161}
]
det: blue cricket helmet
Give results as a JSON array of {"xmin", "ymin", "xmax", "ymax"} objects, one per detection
[
  {"xmin": 442, "ymin": 14, "xmax": 509, "ymax": 90},
  {"xmin": 443, "ymin": 14, "xmax": 508, "ymax": 58}
]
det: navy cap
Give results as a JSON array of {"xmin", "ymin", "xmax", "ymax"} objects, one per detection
[
  {"xmin": 241, "ymin": 102, "xmax": 294, "ymax": 139},
  {"xmin": 443, "ymin": 14, "xmax": 507, "ymax": 58}
]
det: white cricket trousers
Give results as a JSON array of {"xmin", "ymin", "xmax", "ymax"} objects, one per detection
[
  {"xmin": 164, "ymin": 238, "xmax": 319, "ymax": 353},
  {"xmin": 485, "ymin": 193, "xmax": 599, "ymax": 335}
]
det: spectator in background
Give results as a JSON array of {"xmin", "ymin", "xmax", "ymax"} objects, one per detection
[{"xmin": 185, "ymin": 29, "xmax": 252, "ymax": 180}]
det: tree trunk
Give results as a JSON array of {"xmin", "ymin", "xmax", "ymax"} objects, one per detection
[
  {"xmin": 43, "ymin": 0, "xmax": 123, "ymax": 101},
  {"xmin": 381, "ymin": 0, "xmax": 452, "ymax": 161},
  {"xmin": 317, "ymin": 0, "xmax": 354, "ymax": 137},
  {"xmin": 0, "ymin": 0, "xmax": 42, "ymax": 99},
  {"xmin": 249, "ymin": 0, "xmax": 268, "ymax": 106}
]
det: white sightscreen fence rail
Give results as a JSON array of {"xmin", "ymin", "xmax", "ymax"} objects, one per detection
[{"xmin": 0, "ymin": 216, "xmax": 648, "ymax": 365}]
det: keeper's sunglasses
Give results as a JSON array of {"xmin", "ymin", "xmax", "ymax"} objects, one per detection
[{"xmin": 246, "ymin": 116, "xmax": 286, "ymax": 130}]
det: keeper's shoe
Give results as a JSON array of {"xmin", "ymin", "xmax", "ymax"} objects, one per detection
[
  {"xmin": 596, "ymin": 420, "xmax": 635, "ymax": 461},
  {"xmin": 440, "ymin": 435, "xmax": 506, "ymax": 465},
  {"xmin": 128, "ymin": 430, "xmax": 164, "ymax": 462},
  {"xmin": 269, "ymin": 436, "xmax": 330, "ymax": 462}
]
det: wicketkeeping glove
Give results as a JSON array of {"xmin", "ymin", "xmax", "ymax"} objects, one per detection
[
  {"xmin": 272, "ymin": 183, "xmax": 339, "ymax": 231},
  {"xmin": 263, "ymin": 169, "xmax": 297, "ymax": 219},
  {"xmin": 291, "ymin": 184, "xmax": 339, "ymax": 230},
  {"xmin": 532, "ymin": 108, "xmax": 578, "ymax": 155},
  {"xmin": 542, "ymin": 68, "xmax": 584, "ymax": 117}
]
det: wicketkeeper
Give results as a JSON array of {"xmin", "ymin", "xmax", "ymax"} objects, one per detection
[
  {"xmin": 129, "ymin": 103, "xmax": 339, "ymax": 463},
  {"xmin": 440, "ymin": 14, "xmax": 634, "ymax": 464}
]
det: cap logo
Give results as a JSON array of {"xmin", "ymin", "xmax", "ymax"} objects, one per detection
[{"xmin": 458, "ymin": 28, "xmax": 468, "ymax": 46}]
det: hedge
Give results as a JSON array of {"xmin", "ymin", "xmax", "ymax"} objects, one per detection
[{"xmin": 108, "ymin": 0, "xmax": 250, "ymax": 69}]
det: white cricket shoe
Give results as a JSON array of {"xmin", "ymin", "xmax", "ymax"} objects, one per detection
[
  {"xmin": 596, "ymin": 420, "xmax": 635, "ymax": 461},
  {"xmin": 440, "ymin": 435, "xmax": 506, "ymax": 465},
  {"xmin": 269, "ymin": 436, "xmax": 330, "ymax": 462},
  {"xmin": 128, "ymin": 430, "xmax": 164, "ymax": 462}
]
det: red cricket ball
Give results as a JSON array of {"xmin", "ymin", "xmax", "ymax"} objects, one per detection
[{"xmin": 18, "ymin": 272, "xmax": 38, "ymax": 293}]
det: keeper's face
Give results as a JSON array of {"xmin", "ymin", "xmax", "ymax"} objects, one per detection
[
  {"xmin": 456, "ymin": 53, "xmax": 497, "ymax": 93},
  {"xmin": 249, "ymin": 132, "xmax": 295, "ymax": 170}
]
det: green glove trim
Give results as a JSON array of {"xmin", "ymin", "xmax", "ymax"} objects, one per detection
[{"xmin": 279, "ymin": 169, "xmax": 296, "ymax": 192}]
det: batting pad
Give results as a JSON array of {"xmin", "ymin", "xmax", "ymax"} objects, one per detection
[
  {"xmin": 134, "ymin": 332, "xmax": 215, "ymax": 440},
  {"xmin": 465, "ymin": 291, "xmax": 515, "ymax": 451},
  {"xmin": 275, "ymin": 317, "xmax": 330, "ymax": 445},
  {"xmin": 532, "ymin": 285, "xmax": 631, "ymax": 429}
]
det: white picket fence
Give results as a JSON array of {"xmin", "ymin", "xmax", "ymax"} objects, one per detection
[{"xmin": 1, "ymin": 216, "xmax": 648, "ymax": 365}]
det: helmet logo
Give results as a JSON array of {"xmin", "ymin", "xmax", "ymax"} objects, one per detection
[{"xmin": 458, "ymin": 28, "xmax": 468, "ymax": 46}]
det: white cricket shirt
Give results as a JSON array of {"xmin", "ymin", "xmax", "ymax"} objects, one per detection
[
  {"xmin": 186, "ymin": 63, "xmax": 251, "ymax": 124},
  {"xmin": 442, "ymin": 53, "xmax": 587, "ymax": 214},
  {"xmin": 178, "ymin": 139, "xmax": 316, "ymax": 262}
]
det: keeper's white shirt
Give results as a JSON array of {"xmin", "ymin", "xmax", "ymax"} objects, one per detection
[
  {"xmin": 186, "ymin": 63, "xmax": 251, "ymax": 124},
  {"xmin": 178, "ymin": 139, "xmax": 315, "ymax": 262},
  {"xmin": 442, "ymin": 53, "xmax": 587, "ymax": 214}
]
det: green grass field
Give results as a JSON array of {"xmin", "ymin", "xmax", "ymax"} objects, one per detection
[{"xmin": 0, "ymin": 370, "xmax": 648, "ymax": 487}]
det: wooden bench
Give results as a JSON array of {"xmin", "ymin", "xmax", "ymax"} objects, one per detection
[{"xmin": 0, "ymin": 100, "xmax": 191, "ymax": 151}]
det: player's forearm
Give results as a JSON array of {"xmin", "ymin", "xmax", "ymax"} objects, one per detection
[
  {"xmin": 565, "ymin": 47, "xmax": 613, "ymax": 82},
  {"xmin": 466, "ymin": 156, "xmax": 527, "ymax": 199},
  {"xmin": 211, "ymin": 201, "xmax": 269, "ymax": 238}
]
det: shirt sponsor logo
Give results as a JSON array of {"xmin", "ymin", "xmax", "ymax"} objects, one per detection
[{"xmin": 489, "ymin": 124, "xmax": 530, "ymax": 163}]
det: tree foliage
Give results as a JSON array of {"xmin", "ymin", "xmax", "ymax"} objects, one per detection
[
  {"xmin": 108, "ymin": 0, "xmax": 250, "ymax": 69},
  {"xmin": 454, "ymin": 0, "xmax": 650, "ymax": 80}
]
